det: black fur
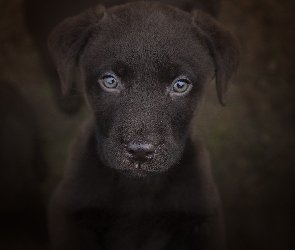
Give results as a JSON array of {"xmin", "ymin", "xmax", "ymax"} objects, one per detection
[
  {"xmin": 48, "ymin": 1, "xmax": 239, "ymax": 249},
  {"xmin": 25, "ymin": 0, "xmax": 221, "ymax": 114}
]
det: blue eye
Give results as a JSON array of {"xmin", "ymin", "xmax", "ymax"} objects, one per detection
[
  {"xmin": 172, "ymin": 79, "xmax": 190, "ymax": 93},
  {"xmin": 101, "ymin": 75, "xmax": 118, "ymax": 89}
]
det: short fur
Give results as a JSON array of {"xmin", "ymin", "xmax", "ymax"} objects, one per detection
[
  {"xmin": 25, "ymin": 0, "xmax": 221, "ymax": 114},
  {"xmin": 48, "ymin": 1, "xmax": 239, "ymax": 249}
]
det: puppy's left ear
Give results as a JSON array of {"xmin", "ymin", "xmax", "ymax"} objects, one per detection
[
  {"xmin": 48, "ymin": 5, "xmax": 106, "ymax": 99},
  {"xmin": 192, "ymin": 10, "xmax": 240, "ymax": 106}
]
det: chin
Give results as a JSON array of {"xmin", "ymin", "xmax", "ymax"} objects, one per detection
[
  {"xmin": 107, "ymin": 159, "xmax": 171, "ymax": 180},
  {"xmin": 117, "ymin": 168, "xmax": 165, "ymax": 180}
]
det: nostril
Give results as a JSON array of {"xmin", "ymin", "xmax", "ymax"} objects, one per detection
[{"xmin": 126, "ymin": 142, "xmax": 155, "ymax": 162}]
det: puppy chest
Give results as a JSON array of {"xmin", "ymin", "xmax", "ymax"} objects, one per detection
[{"xmin": 75, "ymin": 210, "xmax": 203, "ymax": 250}]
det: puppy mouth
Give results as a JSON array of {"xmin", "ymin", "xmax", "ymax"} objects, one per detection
[
  {"xmin": 127, "ymin": 158, "xmax": 156, "ymax": 172},
  {"xmin": 127, "ymin": 153, "xmax": 155, "ymax": 165},
  {"xmin": 130, "ymin": 160, "xmax": 156, "ymax": 171},
  {"xmin": 118, "ymin": 157, "xmax": 166, "ymax": 179},
  {"xmin": 119, "ymin": 163, "xmax": 163, "ymax": 179}
]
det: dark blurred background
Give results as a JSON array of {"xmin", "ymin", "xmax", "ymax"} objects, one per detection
[{"xmin": 0, "ymin": 0, "xmax": 294, "ymax": 249}]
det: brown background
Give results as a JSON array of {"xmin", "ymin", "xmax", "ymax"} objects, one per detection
[{"xmin": 0, "ymin": 0, "xmax": 294, "ymax": 249}]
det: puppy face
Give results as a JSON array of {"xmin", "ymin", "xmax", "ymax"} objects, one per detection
[
  {"xmin": 81, "ymin": 5, "xmax": 213, "ymax": 178},
  {"xmin": 48, "ymin": 2, "xmax": 239, "ymax": 178}
]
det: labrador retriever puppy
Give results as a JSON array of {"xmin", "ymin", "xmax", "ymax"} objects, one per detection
[{"xmin": 48, "ymin": 1, "xmax": 239, "ymax": 249}]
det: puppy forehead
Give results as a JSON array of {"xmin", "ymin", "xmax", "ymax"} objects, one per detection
[{"xmin": 82, "ymin": 4, "xmax": 211, "ymax": 75}]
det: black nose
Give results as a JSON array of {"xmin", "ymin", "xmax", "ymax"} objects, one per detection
[{"xmin": 126, "ymin": 142, "xmax": 155, "ymax": 162}]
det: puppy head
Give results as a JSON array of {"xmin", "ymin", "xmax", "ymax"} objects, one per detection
[{"xmin": 48, "ymin": 2, "xmax": 239, "ymax": 178}]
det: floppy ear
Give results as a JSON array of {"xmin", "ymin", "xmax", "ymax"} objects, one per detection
[
  {"xmin": 192, "ymin": 10, "xmax": 240, "ymax": 106},
  {"xmin": 48, "ymin": 5, "xmax": 106, "ymax": 97}
]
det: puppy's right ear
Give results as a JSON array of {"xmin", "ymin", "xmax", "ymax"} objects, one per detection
[
  {"xmin": 48, "ymin": 5, "xmax": 106, "ymax": 98},
  {"xmin": 192, "ymin": 10, "xmax": 240, "ymax": 106}
]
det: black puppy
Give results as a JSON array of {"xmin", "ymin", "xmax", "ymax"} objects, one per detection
[{"xmin": 48, "ymin": 1, "xmax": 239, "ymax": 249}]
